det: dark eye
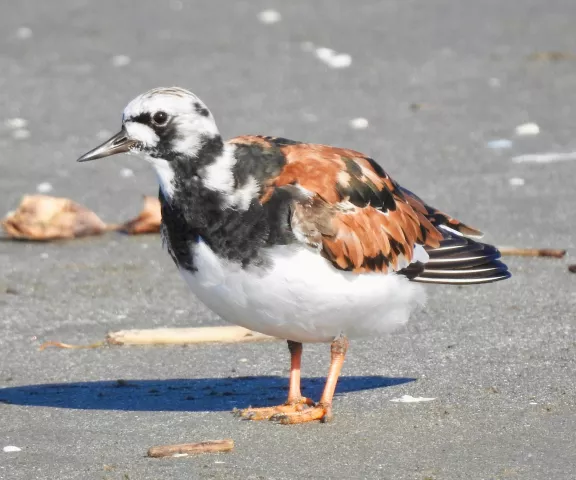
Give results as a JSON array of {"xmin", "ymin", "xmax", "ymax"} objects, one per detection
[{"xmin": 152, "ymin": 111, "xmax": 168, "ymax": 126}]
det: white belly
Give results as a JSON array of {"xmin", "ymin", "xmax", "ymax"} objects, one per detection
[{"xmin": 180, "ymin": 240, "xmax": 426, "ymax": 343}]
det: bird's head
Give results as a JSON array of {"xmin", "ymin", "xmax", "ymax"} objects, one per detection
[{"xmin": 77, "ymin": 87, "xmax": 221, "ymax": 198}]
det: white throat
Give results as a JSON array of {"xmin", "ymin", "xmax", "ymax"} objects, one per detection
[{"xmin": 147, "ymin": 156, "xmax": 176, "ymax": 199}]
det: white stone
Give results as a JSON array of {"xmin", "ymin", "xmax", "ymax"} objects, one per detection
[
  {"xmin": 314, "ymin": 48, "xmax": 352, "ymax": 69},
  {"xmin": 512, "ymin": 152, "xmax": 576, "ymax": 164},
  {"xmin": 328, "ymin": 53, "xmax": 352, "ymax": 68},
  {"xmin": 5, "ymin": 118, "xmax": 27, "ymax": 129},
  {"xmin": 315, "ymin": 48, "xmax": 335, "ymax": 61},
  {"xmin": 515, "ymin": 122, "xmax": 540, "ymax": 136},
  {"xmin": 3, "ymin": 446, "xmax": 21, "ymax": 453},
  {"xmin": 257, "ymin": 10, "xmax": 281, "ymax": 24},
  {"xmin": 509, "ymin": 177, "xmax": 525, "ymax": 186},
  {"xmin": 36, "ymin": 182, "xmax": 53, "ymax": 193},
  {"xmin": 390, "ymin": 395, "xmax": 435, "ymax": 403},
  {"xmin": 486, "ymin": 139, "xmax": 513, "ymax": 150},
  {"xmin": 349, "ymin": 118, "xmax": 369, "ymax": 129}
]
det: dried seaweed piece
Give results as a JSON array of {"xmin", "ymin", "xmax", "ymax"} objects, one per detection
[
  {"xmin": 147, "ymin": 439, "xmax": 234, "ymax": 458},
  {"xmin": 118, "ymin": 196, "xmax": 161, "ymax": 234},
  {"xmin": 2, "ymin": 195, "xmax": 108, "ymax": 240}
]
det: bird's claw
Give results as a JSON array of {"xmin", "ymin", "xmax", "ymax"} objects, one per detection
[
  {"xmin": 234, "ymin": 397, "xmax": 315, "ymax": 421},
  {"xmin": 268, "ymin": 404, "xmax": 332, "ymax": 425}
]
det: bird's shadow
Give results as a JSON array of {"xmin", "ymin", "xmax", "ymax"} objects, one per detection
[{"xmin": 0, "ymin": 376, "xmax": 415, "ymax": 412}]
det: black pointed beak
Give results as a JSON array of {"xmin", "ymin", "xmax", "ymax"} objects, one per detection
[{"xmin": 77, "ymin": 127, "xmax": 138, "ymax": 162}]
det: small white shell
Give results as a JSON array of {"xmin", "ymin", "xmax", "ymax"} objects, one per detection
[
  {"xmin": 515, "ymin": 123, "xmax": 540, "ymax": 136},
  {"xmin": 257, "ymin": 10, "xmax": 281, "ymax": 24},
  {"xmin": 390, "ymin": 395, "xmax": 435, "ymax": 403},
  {"xmin": 3, "ymin": 446, "xmax": 22, "ymax": 453},
  {"xmin": 349, "ymin": 118, "xmax": 369, "ymax": 130}
]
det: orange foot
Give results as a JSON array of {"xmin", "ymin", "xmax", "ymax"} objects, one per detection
[
  {"xmin": 270, "ymin": 403, "xmax": 333, "ymax": 424},
  {"xmin": 234, "ymin": 397, "xmax": 314, "ymax": 421}
]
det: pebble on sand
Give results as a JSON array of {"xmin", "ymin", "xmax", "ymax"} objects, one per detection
[
  {"xmin": 314, "ymin": 47, "xmax": 352, "ymax": 69},
  {"xmin": 509, "ymin": 177, "xmax": 525, "ymax": 186},
  {"xmin": 5, "ymin": 118, "xmax": 28, "ymax": 129},
  {"xmin": 515, "ymin": 123, "xmax": 540, "ymax": 136},
  {"xmin": 486, "ymin": 139, "xmax": 513, "ymax": 150},
  {"xmin": 36, "ymin": 182, "xmax": 53, "ymax": 193},
  {"xmin": 257, "ymin": 10, "xmax": 281, "ymax": 24},
  {"xmin": 3, "ymin": 446, "xmax": 22, "ymax": 453},
  {"xmin": 512, "ymin": 152, "xmax": 576, "ymax": 164},
  {"xmin": 349, "ymin": 118, "xmax": 369, "ymax": 130},
  {"xmin": 390, "ymin": 395, "xmax": 436, "ymax": 403}
]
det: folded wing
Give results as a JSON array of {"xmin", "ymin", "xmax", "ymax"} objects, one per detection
[{"xmin": 230, "ymin": 135, "xmax": 510, "ymax": 284}]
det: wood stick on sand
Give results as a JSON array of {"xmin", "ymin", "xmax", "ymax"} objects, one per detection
[
  {"xmin": 106, "ymin": 326, "xmax": 275, "ymax": 346},
  {"xmin": 39, "ymin": 326, "xmax": 277, "ymax": 350},
  {"xmin": 147, "ymin": 439, "xmax": 234, "ymax": 458},
  {"xmin": 498, "ymin": 247, "xmax": 566, "ymax": 258},
  {"xmin": 38, "ymin": 340, "xmax": 106, "ymax": 351}
]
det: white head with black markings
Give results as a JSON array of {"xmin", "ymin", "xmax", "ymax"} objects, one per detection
[{"xmin": 77, "ymin": 87, "xmax": 221, "ymax": 199}]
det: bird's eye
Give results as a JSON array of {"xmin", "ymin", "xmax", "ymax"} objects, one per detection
[{"xmin": 152, "ymin": 111, "xmax": 168, "ymax": 126}]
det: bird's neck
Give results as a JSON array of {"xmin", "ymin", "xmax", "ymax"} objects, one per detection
[
  {"xmin": 155, "ymin": 134, "xmax": 246, "ymax": 267},
  {"xmin": 147, "ymin": 134, "xmax": 225, "ymax": 201},
  {"xmin": 155, "ymin": 135, "xmax": 295, "ymax": 271}
]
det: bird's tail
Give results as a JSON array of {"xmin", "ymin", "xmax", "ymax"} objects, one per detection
[{"xmin": 402, "ymin": 234, "xmax": 511, "ymax": 285}]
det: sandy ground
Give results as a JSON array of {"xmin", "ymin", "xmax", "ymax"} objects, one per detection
[{"xmin": 1, "ymin": 1, "xmax": 576, "ymax": 479}]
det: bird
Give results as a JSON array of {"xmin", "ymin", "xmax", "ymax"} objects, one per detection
[{"xmin": 77, "ymin": 87, "xmax": 510, "ymax": 424}]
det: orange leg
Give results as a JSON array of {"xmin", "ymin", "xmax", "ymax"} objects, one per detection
[
  {"xmin": 271, "ymin": 335, "xmax": 349, "ymax": 424},
  {"xmin": 235, "ymin": 340, "xmax": 314, "ymax": 421}
]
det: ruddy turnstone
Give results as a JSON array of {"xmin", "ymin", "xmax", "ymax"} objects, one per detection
[{"xmin": 78, "ymin": 87, "xmax": 510, "ymax": 424}]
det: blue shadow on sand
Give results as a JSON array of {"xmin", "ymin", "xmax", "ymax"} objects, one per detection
[{"xmin": 0, "ymin": 376, "xmax": 414, "ymax": 412}]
